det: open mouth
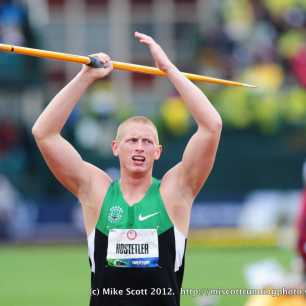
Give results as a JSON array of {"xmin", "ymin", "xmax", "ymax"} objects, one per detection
[{"xmin": 132, "ymin": 155, "xmax": 146, "ymax": 162}]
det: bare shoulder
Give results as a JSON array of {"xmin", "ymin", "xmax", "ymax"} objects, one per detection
[
  {"xmin": 77, "ymin": 162, "xmax": 112, "ymax": 236},
  {"xmin": 161, "ymin": 162, "xmax": 193, "ymax": 201},
  {"xmin": 78, "ymin": 162, "xmax": 112, "ymax": 209},
  {"xmin": 160, "ymin": 163, "xmax": 194, "ymax": 236}
]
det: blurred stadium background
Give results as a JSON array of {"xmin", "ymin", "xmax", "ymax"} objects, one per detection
[{"xmin": 0, "ymin": 0, "xmax": 306, "ymax": 306}]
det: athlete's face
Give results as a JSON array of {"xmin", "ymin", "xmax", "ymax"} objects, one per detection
[{"xmin": 112, "ymin": 122, "xmax": 162, "ymax": 175}]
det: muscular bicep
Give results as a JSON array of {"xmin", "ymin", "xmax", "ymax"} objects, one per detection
[
  {"xmin": 180, "ymin": 126, "xmax": 221, "ymax": 196},
  {"xmin": 34, "ymin": 134, "xmax": 94, "ymax": 196}
]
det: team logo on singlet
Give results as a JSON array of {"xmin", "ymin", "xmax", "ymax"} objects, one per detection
[{"xmin": 108, "ymin": 206, "xmax": 123, "ymax": 223}]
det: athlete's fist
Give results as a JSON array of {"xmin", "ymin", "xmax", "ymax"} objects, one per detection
[{"xmin": 80, "ymin": 52, "xmax": 113, "ymax": 81}]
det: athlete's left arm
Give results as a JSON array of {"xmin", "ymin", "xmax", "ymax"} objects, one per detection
[
  {"xmin": 166, "ymin": 67, "xmax": 222, "ymax": 197},
  {"xmin": 135, "ymin": 32, "xmax": 222, "ymax": 198}
]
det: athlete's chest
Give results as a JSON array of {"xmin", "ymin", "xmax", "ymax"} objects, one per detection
[
  {"xmin": 106, "ymin": 201, "xmax": 162, "ymax": 231},
  {"xmin": 104, "ymin": 197, "xmax": 162, "ymax": 268}
]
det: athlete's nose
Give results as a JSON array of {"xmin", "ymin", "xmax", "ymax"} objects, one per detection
[{"xmin": 135, "ymin": 140, "xmax": 144, "ymax": 152}]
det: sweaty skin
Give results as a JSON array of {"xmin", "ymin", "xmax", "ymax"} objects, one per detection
[{"xmin": 32, "ymin": 32, "xmax": 222, "ymax": 238}]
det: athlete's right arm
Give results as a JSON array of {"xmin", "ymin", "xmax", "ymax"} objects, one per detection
[{"xmin": 32, "ymin": 53, "xmax": 113, "ymax": 203}]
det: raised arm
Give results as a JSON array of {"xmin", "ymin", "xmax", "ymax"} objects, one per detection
[
  {"xmin": 135, "ymin": 32, "xmax": 222, "ymax": 199},
  {"xmin": 32, "ymin": 53, "xmax": 113, "ymax": 201}
]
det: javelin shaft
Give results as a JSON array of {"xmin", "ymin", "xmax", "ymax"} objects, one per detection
[
  {"xmin": 0, "ymin": 43, "xmax": 90, "ymax": 65},
  {"xmin": 0, "ymin": 43, "xmax": 256, "ymax": 88}
]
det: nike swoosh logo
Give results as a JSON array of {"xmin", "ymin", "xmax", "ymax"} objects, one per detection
[{"xmin": 138, "ymin": 212, "xmax": 160, "ymax": 222}]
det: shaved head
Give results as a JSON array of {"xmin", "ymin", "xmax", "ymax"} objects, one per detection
[{"xmin": 115, "ymin": 116, "xmax": 159, "ymax": 144}]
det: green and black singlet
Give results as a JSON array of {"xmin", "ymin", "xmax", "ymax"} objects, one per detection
[{"xmin": 88, "ymin": 177, "xmax": 187, "ymax": 306}]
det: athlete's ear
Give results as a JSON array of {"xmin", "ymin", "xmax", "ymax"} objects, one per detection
[
  {"xmin": 154, "ymin": 144, "xmax": 162, "ymax": 160},
  {"xmin": 112, "ymin": 140, "xmax": 119, "ymax": 157}
]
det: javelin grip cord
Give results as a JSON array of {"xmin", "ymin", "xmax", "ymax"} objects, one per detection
[{"xmin": 87, "ymin": 56, "xmax": 106, "ymax": 68}]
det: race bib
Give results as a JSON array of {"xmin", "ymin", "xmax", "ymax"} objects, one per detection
[{"xmin": 107, "ymin": 229, "xmax": 159, "ymax": 268}]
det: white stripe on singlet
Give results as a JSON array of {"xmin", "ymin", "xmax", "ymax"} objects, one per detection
[
  {"xmin": 87, "ymin": 230, "xmax": 96, "ymax": 273},
  {"xmin": 174, "ymin": 226, "xmax": 186, "ymax": 272}
]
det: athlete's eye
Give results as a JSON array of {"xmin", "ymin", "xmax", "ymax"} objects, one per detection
[
  {"xmin": 128, "ymin": 138, "xmax": 138, "ymax": 143},
  {"xmin": 143, "ymin": 138, "xmax": 153, "ymax": 144}
]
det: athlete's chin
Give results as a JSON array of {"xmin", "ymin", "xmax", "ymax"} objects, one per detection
[
  {"xmin": 130, "ymin": 166, "xmax": 147, "ymax": 174},
  {"xmin": 128, "ymin": 164, "xmax": 151, "ymax": 175}
]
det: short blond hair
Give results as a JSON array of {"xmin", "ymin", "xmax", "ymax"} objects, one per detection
[{"xmin": 115, "ymin": 116, "xmax": 159, "ymax": 144}]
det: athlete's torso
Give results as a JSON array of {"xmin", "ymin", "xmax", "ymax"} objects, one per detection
[{"xmin": 87, "ymin": 178, "xmax": 187, "ymax": 306}]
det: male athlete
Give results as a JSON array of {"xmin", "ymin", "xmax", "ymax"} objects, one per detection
[{"xmin": 32, "ymin": 32, "xmax": 222, "ymax": 306}]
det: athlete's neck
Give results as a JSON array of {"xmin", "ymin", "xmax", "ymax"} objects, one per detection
[{"xmin": 119, "ymin": 173, "xmax": 152, "ymax": 205}]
